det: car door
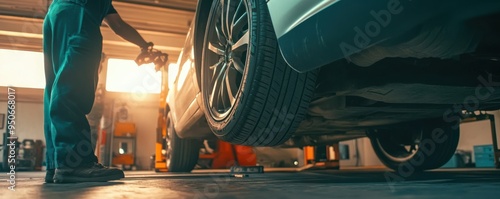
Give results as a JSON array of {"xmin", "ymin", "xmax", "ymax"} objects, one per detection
[{"xmin": 168, "ymin": 26, "xmax": 201, "ymax": 133}]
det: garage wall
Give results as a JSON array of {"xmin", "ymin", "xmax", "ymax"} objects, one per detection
[
  {"xmin": 458, "ymin": 120, "xmax": 493, "ymax": 158},
  {"xmin": 339, "ymin": 140, "xmax": 358, "ymax": 167},
  {"xmin": 357, "ymin": 138, "xmax": 384, "ymax": 167},
  {"xmin": 340, "ymin": 138, "xmax": 383, "ymax": 167},
  {"xmin": 457, "ymin": 110, "xmax": 500, "ymax": 162},
  {"xmin": 0, "ymin": 101, "xmax": 45, "ymax": 142}
]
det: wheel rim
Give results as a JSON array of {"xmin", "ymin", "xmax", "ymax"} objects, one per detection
[
  {"xmin": 203, "ymin": 0, "xmax": 250, "ymax": 121},
  {"xmin": 375, "ymin": 130, "xmax": 423, "ymax": 162},
  {"xmin": 165, "ymin": 124, "xmax": 172, "ymax": 167}
]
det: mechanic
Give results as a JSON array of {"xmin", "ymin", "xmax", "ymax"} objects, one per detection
[{"xmin": 43, "ymin": 0, "xmax": 152, "ymax": 183}]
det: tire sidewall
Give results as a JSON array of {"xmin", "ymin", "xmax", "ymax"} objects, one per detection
[{"xmin": 166, "ymin": 113, "xmax": 201, "ymax": 172}]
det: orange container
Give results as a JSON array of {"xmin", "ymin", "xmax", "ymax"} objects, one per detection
[
  {"xmin": 114, "ymin": 122, "xmax": 136, "ymax": 137},
  {"xmin": 112, "ymin": 154, "xmax": 134, "ymax": 165}
]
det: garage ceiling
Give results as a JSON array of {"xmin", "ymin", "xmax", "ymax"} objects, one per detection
[{"xmin": 0, "ymin": 0, "xmax": 198, "ymax": 61}]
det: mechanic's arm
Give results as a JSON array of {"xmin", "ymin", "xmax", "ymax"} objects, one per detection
[{"xmin": 103, "ymin": 13, "xmax": 150, "ymax": 49}]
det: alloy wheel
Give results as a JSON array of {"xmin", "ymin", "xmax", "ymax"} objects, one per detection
[{"xmin": 203, "ymin": 0, "xmax": 250, "ymax": 121}]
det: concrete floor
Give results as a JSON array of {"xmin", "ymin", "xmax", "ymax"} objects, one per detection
[{"xmin": 1, "ymin": 168, "xmax": 499, "ymax": 199}]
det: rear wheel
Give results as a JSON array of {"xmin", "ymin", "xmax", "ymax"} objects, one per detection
[
  {"xmin": 369, "ymin": 120, "xmax": 460, "ymax": 171},
  {"xmin": 165, "ymin": 114, "xmax": 201, "ymax": 172},
  {"xmin": 200, "ymin": 0, "xmax": 317, "ymax": 146}
]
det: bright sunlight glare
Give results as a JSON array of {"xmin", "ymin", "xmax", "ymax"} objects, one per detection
[
  {"xmin": 0, "ymin": 49, "xmax": 45, "ymax": 89},
  {"xmin": 106, "ymin": 58, "xmax": 162, "ymax": 94}
]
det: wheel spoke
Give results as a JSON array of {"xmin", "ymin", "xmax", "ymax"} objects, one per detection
[
  {"xmin": 211, "ymin": 62, "xmax": 225, "ymax": 85},
  {"xmin": 232, "ymin": 31, "xmax": 249, "ymax": 53},
  {"xmin": 209, "ymin": 59, "xmax": 223, "ymax": 71},
  {"xmin": 210, "ymin": 75, "xmax": 223, "ymax": 109},
  {"xmin": 219, "ymin": 0, "xmax": 228, "ymax": 38},
  {"xmin": 231, "ymin": 12, "xmax": 247, "ymax": 39},
  {"xmin": 214, "ymin": 25, "xmax": 226, "ymax": 45},
  {"xmin": 208, "ymin": 42, "xmax": 225, "ymax": 56},
  {"xmin": 225, "ymin": 65, "xmax": 238, "ymax": 104},
  {"xmin": 219, "ymin": 72, "xmax": 228, "ymax": 109},
  {"xmin": 225, "ymin": 0, "xmax": 233, "ymax": 41},
  {"xmin": 232, "ymin": 0, "xmax": 244, "ymax": 24},
  {"xmin": 232, "ymin": 58, "xmax": 245, "ymax": 74},
  {"xmin": 210, "ymin": 63, "xmax": 227, "ymax": 107}
]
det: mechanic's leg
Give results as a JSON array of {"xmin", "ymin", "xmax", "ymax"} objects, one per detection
[
  {"xmin": 45, "ymin": 0, "xmax": 124, "ymax": 183},
  {"xmin": 48, "ymin": 1, "xmax": 123, "ymax": 183},
  {"xmin": 48, "ymin": 2, "xmax": 100, "ymax": 169},
  {"xmin": 42, "ymin": 14, "xmax": 56, "ymax": 183}
]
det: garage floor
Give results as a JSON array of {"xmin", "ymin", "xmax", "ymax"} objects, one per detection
[{"xmin": 2, "ymin": 168, "xmax": 499, "ymax": 198}]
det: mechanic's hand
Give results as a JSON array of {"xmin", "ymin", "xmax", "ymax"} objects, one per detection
[
  {"xmin": 135, "ymin": 42, "xmax": 169, "ymax": 71},
  {"xmin": 140, "ymin": 42, "xmax": 154, "ymax": 52}
]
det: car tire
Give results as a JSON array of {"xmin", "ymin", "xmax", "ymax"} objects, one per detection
[
  {"xmin": 165, "ymin": 114, "xmax": 201, "ymax": 172},
  {"xmin": 369, "ymin": 120, "xmax": 460, "ymax": 172},
  {"xmin": 200, "ymin": 0, "xmax": 317, "ymax": 146}
]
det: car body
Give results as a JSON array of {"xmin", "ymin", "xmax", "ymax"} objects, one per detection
[{"xmin": 163, "ymin": 0, "xmax": 500, "ymax": 171}]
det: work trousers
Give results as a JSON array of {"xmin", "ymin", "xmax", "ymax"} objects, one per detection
[{"xmin": 43, "ymin": 0, "xmax": 109, "ymax": 169}]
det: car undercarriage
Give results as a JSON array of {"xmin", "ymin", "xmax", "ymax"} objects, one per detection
[{"xmin": 288, "ymin": 13, "xmax": 500, "ymax": 145}]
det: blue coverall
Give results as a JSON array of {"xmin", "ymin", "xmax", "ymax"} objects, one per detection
[{"xmin": 43, "ymin": 0, "xmax": 116, "ymax": 169}]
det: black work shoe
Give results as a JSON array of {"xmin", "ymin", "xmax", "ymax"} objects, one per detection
[
  {"xmin": 45, "ymin": 169, "xmax": 55, "ymax": 183},
  {"xmin": 53, "ymin": 163, "xmax": 124, "ymax": 183}
]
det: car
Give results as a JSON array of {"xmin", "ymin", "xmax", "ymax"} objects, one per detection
[{"xmin": 162, "ymin": 0, "xmax": 500, "ymax": 172}]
